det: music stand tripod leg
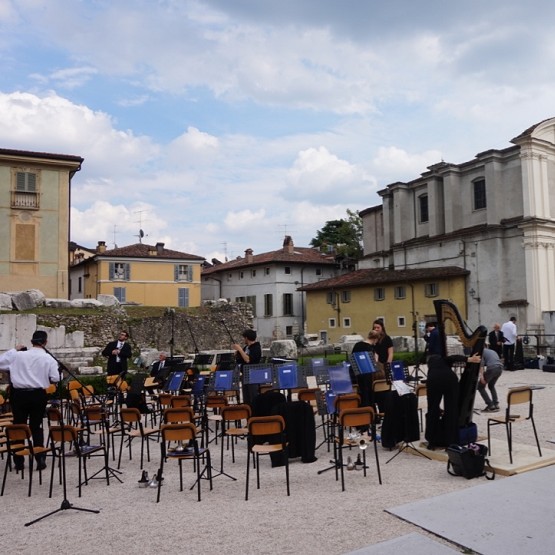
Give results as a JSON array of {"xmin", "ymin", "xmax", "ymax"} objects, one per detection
[
  {"xmin": 25, "ymin": 353, "xmax": 101, "ymax": 526},
  {"xmin": 385, "ymin": 441, "xmax": 431, "ymax": 464}
]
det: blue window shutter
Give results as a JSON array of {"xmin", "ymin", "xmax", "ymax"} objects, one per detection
[
  {"xmin": 124, "ymin": 263, "xmax": 130, "ymax": 281},
  {"xmin": 179, "ymin": 288, "xmax": 189, "ymax": 307},
  {"xmin": 109, "ymin": 262, "xmax": 115, "ymax": 280},
  {"xmin": 188, "ymin": 265, "xmax": 193, "ymax": 281},
  {"xmin": 174, "ymin": 264, "xmax": 179, "ymax": 281}
]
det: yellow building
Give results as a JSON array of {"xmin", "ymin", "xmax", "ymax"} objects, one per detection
[
  {"xmin": 0, "ymin": 148, "xmax": 83, "ymax": 298},
  {"xmin": 70, "ymin": 241, "xmax": 205, "ymax": 307},
  {"xmin": 301, "ymin": 266, "xmax": 469, "ymax": 344}
]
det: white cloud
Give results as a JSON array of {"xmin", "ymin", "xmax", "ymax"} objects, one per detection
[
  {"xmin": 224, "ymin": 208, "xmax": 266, "ymax": 231},
  {"xmin": 288, "ymin": 146, "xmax": 376, "ymax": 201},
  {"xmin": 166, "ymin": 126, "xmax": 220, "ymax": 167},
  {"xmin": 0, "ymin": 91, "xmax": 158, "ymax": 179},
  {"xmin": 373, "ymin": 146, "xmax": 443, "ymax": 179},
  {"xmin": 30, "ymin": 66, "xmax": 98, "ymax": 89}
]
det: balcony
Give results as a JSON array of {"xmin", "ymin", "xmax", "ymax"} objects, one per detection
[{"xmin": 11, "ymin": 190, "xmax": 39, "ymax": 209}]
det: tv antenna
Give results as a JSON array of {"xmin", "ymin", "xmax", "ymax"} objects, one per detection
[
  {"xmin": 134, "ymin": 210, "xmax": 149, "ymax": 243},
  {"xmin": 112, "ymin": 225, "xmax": 118, "ymax": 248}
]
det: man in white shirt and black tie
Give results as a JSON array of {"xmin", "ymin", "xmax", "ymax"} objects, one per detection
[{"xmin": 102, "ymin": 330, "xmax": 132, "ymax": 377}]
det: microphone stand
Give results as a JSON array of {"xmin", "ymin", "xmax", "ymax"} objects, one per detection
[
  {"xmin": 185, "ymin": 319, "xmax": 200, "ymax": 354},
  {"xmin": 220, "ymin": 319, "xmax": 235, "ymax": 345},
  {"xmin": 25, "ymin": 345, "xmax": 100, "ymax": 526}
]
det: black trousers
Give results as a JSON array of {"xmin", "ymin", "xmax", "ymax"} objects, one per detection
[
  {"xmin": 425, "ymin": 366, "xmax": 459, "ymax": 448},
  {"xmin": 503, "ymin": 344, "xmax": 515, "ymax": 370},
  {"xmin": 11, "ymin": 388, "xmax": 48, "ymax": 463}
]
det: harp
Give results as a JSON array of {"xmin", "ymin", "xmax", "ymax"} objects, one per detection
[{"xmin": 434, "ymin": 299, "xmax": 487, "ymax": 428}]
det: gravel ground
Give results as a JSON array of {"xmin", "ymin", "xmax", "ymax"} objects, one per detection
[{"xmin": 1, "ymin": 366, "xmax": 553, "ymax": 555}]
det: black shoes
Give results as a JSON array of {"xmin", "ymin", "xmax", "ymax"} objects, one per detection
[{"xmin": 35, "ymin": 456, "xmax": 47, "ymax": 471}]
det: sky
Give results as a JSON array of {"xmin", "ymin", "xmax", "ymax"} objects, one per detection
[{"xmin": 1, "ymin": 0, "xmax": 554, "ymax": 262}]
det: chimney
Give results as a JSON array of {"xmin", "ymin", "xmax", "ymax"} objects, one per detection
[
  {"xmin": 245, "ymin": 248, "xmax": 254, "ymax": 264},
  {"xmin": 96, "ymin": 241, "xmax": 107, "ymax": 254},
  {"xmin": 156, "ymin": 242, "xmax": 165, "ymax": 255},
  {"xmin": 283, "ymin": 235, "xmax": 294, "ymax": 254}
]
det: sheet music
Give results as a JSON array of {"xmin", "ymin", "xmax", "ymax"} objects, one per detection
[{"xmin": 392, "ymin": 380, "xmax": 412, "ymax": 396}]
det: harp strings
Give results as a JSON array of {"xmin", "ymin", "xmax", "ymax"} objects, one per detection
[{"xmin": 437, "ymin": 301, "xmax": 484, "ymax": 351}]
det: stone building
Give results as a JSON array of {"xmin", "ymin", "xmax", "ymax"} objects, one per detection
[
  {"xmin": 360, "ymin": 117, "xmax": 555, "ymax": 334},
  {"xmin": 0, "ymin": 148, "xmax": 83, "ymax": 298},
  {"xmin": 202, "ymin": 236, "xmax": 337, "ymax": 345}
]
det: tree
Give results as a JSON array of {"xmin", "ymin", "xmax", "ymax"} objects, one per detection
[{"xmin": 310, "ymin": 209, "xmax": 363, "ymax": 259}]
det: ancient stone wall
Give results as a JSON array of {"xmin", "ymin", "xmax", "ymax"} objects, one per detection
[{"xmin": 32, "ymin": 303, "xmax": 254, "ymax": 356}]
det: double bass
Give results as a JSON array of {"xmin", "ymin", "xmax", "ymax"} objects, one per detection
[{"xmin": 433, "ymin": 299, "xmax": 487, "ymax": 430}]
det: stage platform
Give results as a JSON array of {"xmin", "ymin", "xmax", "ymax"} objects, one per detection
[
  {"xmin": 413, "ymin": 438, "xmax": 555, "ymax": 476},
  {"xmin": 385, "ymin": 463, "xmax": 555, "ymax": 554}
]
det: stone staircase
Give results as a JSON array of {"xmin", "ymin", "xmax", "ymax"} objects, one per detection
[{"xmin": 49, "ymin": 347, "xmax": 101, "ymax": 371}]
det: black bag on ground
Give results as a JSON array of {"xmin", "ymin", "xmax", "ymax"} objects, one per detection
[{"xmin": 447, "ymin": 444, "xmax": 495, "ymax": 480}]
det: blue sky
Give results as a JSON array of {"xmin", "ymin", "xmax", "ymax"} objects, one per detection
[{"xmin": 1, "ymin": 0, "xmax": 554, "ymax": 261}]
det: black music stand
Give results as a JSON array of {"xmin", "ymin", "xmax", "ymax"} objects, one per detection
[
  {"xmin": 306, "ymin": 360, "xmax": 330, "ymax": 450},
  {"xmin": 25, "ymin": 349, "xmax": 101, "ymax": 526},
  {"xmin": 191, "ymin": 374, "xmax": 207, "ymax": 413},
  {"xmin": 317, "ymin": 364, "xmax": 354, "ymax": 475},
  {"xmin": 384, "ymin": 361, "xmax": 430, "ymax": 464},
  {"xmin": 243, "ymin": 364, "xmax": 274, "ymax": 389},
  {"xmin": 409, "ymin": 352, "xmax": 427, "ymax": 384},
  {"xmin": 209, "ymin": 369, "xmax": 239, "ymax": 394},
  {"xmin": 273, "ymin": 362, "xmax": 308, "ymax": 400},
  {"xmin": 164, "ymin": 370, "xmax": 186, "ymax": 393}
]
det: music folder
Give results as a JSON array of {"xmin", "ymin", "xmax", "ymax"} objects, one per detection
[
  {"xmin": 275, "ymin": 363, "xmax": 298, "ymax": 389},
  {"xmin": 328, "ymin": 363, "xmax": 353, "ymax": 394},
  {"xmin": 213, "ymin": 370, "xmax": 233, "ymax": 391},
  {"xmin": 164, "ymin": 371, "xmax": 185, "ymax": 392},
  {"xmin": 325, "ymin": 390, "xmax": 337, "ymax": 414},
  {"xmin": 246, "ymin": 366, "xmax": 273, "ymax": 385},
  {"xmin": 351, "ymin": 351, "xmax": 377, "ymax": 375},
  {"xmin": 390, "ymin": 361, "xmax": 407, "ymax": 382}
]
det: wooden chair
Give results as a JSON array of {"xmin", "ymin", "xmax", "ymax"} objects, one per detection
[
  {"xmin": 83, "ymin": 405, "xmax": 120, "ymax": 461},
  {"xmin": 245, "ymin": 415, "xmax": 289, "ymax": 501},
  {"xmin": 203, "ymin": 394, "xmax": 227, "ymax": 445},
  {"xmin": 0, "ymin": 393, "xmax": 12, "ymax": 418},
  {"xmin": 219, "ymin": 404, "xmax": 251, "ymax": 480},
  {"xmin": 336, "ymin": 406, "xmax": 382, "ymax": 492},
  {"xmin": 163, "ymin": 407, "xmax": 195, "ymax": 424},
  {"xmin": 49, "ymin": 425, "xmax": 109, "ymax": 498},
  {"xmin": 118, "ymin": 408, "xmax": 160, "ymax": 469},
  {"xmin": 170, "ymin": 395, "xmax": 192, "ymax": 408},
  {"xmin": 1, "ymin": 424, "xmax": 51, "ymax": 497},
  {"xmin": 157, "ymin": 423, "xmax": 212, "ymax": 502},
  {"xmin": 487, "ymin": 386, "xmax": 542, "ymax": 464}
]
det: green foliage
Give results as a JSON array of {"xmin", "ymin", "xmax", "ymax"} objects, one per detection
[{"xmin": 310, "ymin": 209, "xmax": 363, "ymax": 259}]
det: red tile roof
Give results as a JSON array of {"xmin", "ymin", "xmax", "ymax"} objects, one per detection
[
  {"xmin": 202, "ymin": 246, "xmax": 335, "ymax": 275},
  {"xmin": 299, "ymin": 266, "xmax": 469, "ymax": 290},
  {"xmin": 99, "ymin": 243, "xmax": 205, "ymax": 261}
]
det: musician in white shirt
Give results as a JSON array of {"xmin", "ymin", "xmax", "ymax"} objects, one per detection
[
  {"xmin": 0, "ymin": 330, "xmax": 59, "ymax": 470},
  {"xmin": 501, "ymin": 317, "xmax": 518, "ymax": 371}
]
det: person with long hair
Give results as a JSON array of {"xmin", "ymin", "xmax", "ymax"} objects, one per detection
[{"xmin": 372, "ymin": 319, "xmax": 393, "ymax": 377}]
